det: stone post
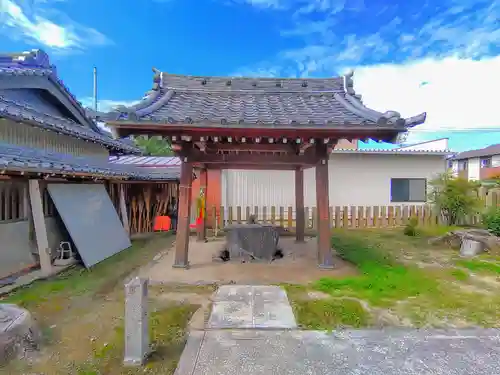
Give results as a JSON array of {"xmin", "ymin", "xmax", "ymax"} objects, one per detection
[{"xmin": 123, "ymin": 277, "xmax": 149, "ymax": 367}]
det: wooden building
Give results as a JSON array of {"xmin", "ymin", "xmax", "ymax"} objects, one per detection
[
  {"xmin": 0, "ymin": 50, "xmax": 180, "ymax": 281},
  {"xmin": 90, "ymin": 68, "xmax": 427, "ymax": 268}
]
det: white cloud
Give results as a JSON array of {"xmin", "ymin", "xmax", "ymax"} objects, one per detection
[
  {"xmin": 226, "ymin": 0, "xmax": 286, "ymax": 9},
  {"xmin": 0, "ymin": 0, "xmax": 111, "ymax": 51},
  {"xmin": 225, "ymin": 0, "xmax": 354, "ymax": 13},
  {"xmin": 236, "ymin": 0, "xmax": 500, "ymax": 77},
  {"xmin": 231, "ymin": 0, "xmax": 500, "ymax": 147},
  {"xmin": 80, "ymin": 97, "xmax": 140, "ymax": 113},
  {"xmin": 349, "ymin": 56, "xmax": 500, "ymax": 143}
]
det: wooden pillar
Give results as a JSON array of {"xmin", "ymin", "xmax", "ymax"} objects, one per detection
[
  {"xmin": 315, "ymin": 154, "xmax": 334, "ymax": 269},
  {"xmin": 197, "ymin": 168, "xmax": 207, "ymax": 242},
  {"xmin": 173, "ymin": 161, "xmax": 193, "ymax": 268},
  {"xmin": 28, "ymin": 180, "xmax": 53, "ymax": 276},
  {"xmin": 295, "ymin": 167, "xmax": 305, "ymax": 243},
  {"xmin": 119, "ymin": 184, "xmax": 130, "ymax": 235}
]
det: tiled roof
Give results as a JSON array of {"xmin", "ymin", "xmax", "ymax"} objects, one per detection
[
  {"xmin": 0, "ymin": 50, "xmax": 141, "ymax": 154},
  {"xmin": 451, "ymin": 144, "xmax": 500, "ymax": 160},
  {"xmin": 333, "ymin": 148, "xmax": 452, "ymax": 156},
  {"xmin": 0, "ymin": 142, "xmax": 180, "ymax": 180},
  {"xmin": 87, "ymin": 70, "xmax": 426, "ymax": 130}
]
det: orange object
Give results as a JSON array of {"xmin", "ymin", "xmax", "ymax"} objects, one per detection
[{"xmin": 154, "ymin": 216, "xmax": 171, "ymax": 231}]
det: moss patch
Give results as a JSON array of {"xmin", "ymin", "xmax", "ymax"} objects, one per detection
[
  {"xmin": 287, "ymin": 229, "xmax": 500, "ymax": 329},
  {"xmin": 75, "ymin": 304, "xmax": 198, "ymax": 375},
  {"xmin": 292, "ymin": 298, "xmax": 369, "ymax": 329},
  {"xmin": 1, "ymin": 233, "xmax": 204, "ymax": 375}
]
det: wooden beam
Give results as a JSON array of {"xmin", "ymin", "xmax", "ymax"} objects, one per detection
[
  {"xmin": 173, "ymin": 162, "xmax": 193, "ymax": 268},
  {"xmin": 189, "ymin": 152, "xmax": 318, "ymax": 165},
  {"xmin": 119, "ymin": 184, "xmax": 130, "ymax": 235},
  {"xmin": 204, "ymin": 143, "xmax": 295, "ymax": 153},
  {"xmin": 28, "ymin": 180, "xmax": 53, "ymax": 276},
  {"xmin": 108, "ymin": 122, "xmax": 402, "ymax": 139},
  {"xmin": 295, "ymin": 167, "xmax": 305, "ymax": 243},
  {"xmin": 298, "ymin": 142, "xmax": 314, "ymax": 155},
  {"xmin": 194, "ymin": 141, "xmax": 207, "ymax": 152},
  {"xmin": 117, "ymin": 180, "xmax": 179, "ymax": 184},
  {"xmin": 202, "ymin": 164, "xmax": 305, "ymax": 171},
  {"xmin": 315, "ymin": 145, "xmax": 334, "ymax": 269}
]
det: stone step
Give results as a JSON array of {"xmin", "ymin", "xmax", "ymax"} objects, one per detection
[{"xmin": 207, "ymin": 285, "xmax": 297, "ymax": 330}]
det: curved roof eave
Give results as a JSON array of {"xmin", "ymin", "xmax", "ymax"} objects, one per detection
[
  {"xmin": 0, "ymin": 50, "xmax": 101, "ymax": 130},
  {"xmin": 0, "ymin": 49, "xmax": 141, "ymax": 154},
  {"xmin": 341, "ymin": 71, "xmax": 427, "ymax": 128},
  {"xmin": 90, "ymin": 69, "xmax": 427, "ymax": 130}
]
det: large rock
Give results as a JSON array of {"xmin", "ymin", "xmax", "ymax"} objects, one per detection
[
  {"xmin": 429, "ymin": 229, "xmax": 500, "ymax": 257},
  {"xmin": 0, "ymin": 304, "xmax": 40, "ymax": 365}
]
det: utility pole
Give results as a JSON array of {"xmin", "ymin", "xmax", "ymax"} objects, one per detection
[{"xmin": 93, "ymin": 66, "xmax": 98, "ymax": 111}]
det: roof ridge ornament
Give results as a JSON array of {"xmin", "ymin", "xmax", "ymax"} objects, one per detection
[
  {"xmin": 152, "ymin": 67, "xmax": 161, "ymax": 91},
  {"xmin": 343, "ymin": 70, "xmax": 355, "ymax": 95}
]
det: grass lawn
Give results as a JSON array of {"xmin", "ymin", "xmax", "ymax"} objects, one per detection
[
  {"xmin": 1, "ymin": 233, "xmax": 207, "ymax": 375},
  {"xmin": 285, "ymin": 227, "xmax": 500, "ymax": 330}
]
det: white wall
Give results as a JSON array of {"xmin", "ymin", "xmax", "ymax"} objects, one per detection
[
  {"xmin": 493, "ymin": 155, "xmax": 500, "ymax": 167},
  {"xmin": 468, "ymin": 157, "xmax": 480, "ymax": 180},
  {"xmin": 223, "ymin": 153, "xmax": 447, "ymax": 210},
  {"xmin": 451, "ymin": 160, "xmax": 458, "ymax": 176}
]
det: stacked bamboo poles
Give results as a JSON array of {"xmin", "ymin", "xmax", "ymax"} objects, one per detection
[{"xmin": 126, "ymin": 183, "xmax": 175, "ymax": 234}]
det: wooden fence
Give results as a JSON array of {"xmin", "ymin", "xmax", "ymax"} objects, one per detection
[{"xmin": 203, "ymin": 189, "xmax": 500, "ymax": 230}]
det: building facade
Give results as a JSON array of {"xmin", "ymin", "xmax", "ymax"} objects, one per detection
[
  {"xmin": 0, "ymin": 50, "xmax": 180, "ymax": 280},
  {"xmin": 450, "ymin": 144, "xmax": 500, "ymax": 181},
  {"xmin": 221, "ymin": 149, "xmax": 450, "ymax": 215}
]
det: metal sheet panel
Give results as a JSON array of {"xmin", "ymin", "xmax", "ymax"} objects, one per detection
[
  {"xmin": 47, "ymin": 183, "xmax": 131, "ymax": 268},
  {"xmin": 224, "ymin": 169, "xmax": 319, "ymax": 220}
]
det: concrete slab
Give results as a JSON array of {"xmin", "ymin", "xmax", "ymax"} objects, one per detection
[
  {"xmin": 207, "ymin": 285, "xmax": 297, "ymax": 330},
  {"xmin": 178, "ymin": 329, "xmax": 500, "ymax": 375}
]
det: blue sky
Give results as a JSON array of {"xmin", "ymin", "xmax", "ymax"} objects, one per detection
[{"xmin": 1, "ymin": 0, "xmax": 499, "ymax": 152}]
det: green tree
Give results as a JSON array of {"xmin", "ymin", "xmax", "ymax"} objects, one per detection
[
  {"xmin": 428, "ymin": 172, "xmax": 482, "ymax": 225},
  {"xmin": 134, "ymin": 136, "xmax": 173, "ymax": 156}
]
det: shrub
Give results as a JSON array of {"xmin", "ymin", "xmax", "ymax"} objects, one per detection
[
  {"xmin": 483, "ymin": 207, "xmax": 500, "ymax": 236},
  {"xmin": 428, "ymin": 172, "xmax": 481, "ymax": 225},
  {"xmin": 403, "ymin": 216, "xmax": 419, "ymax": 236}
]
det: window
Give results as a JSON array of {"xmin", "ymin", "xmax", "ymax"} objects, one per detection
[
  {"xmin": 458, "ymin": 160, "xmax": 468, "ymax": 171},
  {"xmin": 480, "ymin": 157, "xmax": 492, "ymax": 168},
  {"xmin": 391, "ymin": 178, "xmax": 427, "ymax": 202}
]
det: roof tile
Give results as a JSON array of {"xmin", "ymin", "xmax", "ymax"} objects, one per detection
[
  {"xmin": 0, "ymin": 142, "xmax": 179, "ymax": 180},
  {"xmin": 88, "ymin": 71, "xmax": 427, "ymax": 130}
]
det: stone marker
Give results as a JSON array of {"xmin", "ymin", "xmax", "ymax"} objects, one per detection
[
  {"xmin": 460, "ymin": 238, "xmax": 484, "ymax": 257},
  {"xmin": 0, "ymin": 304, "xmax": 40, "ymax": 365},
  {"xmin": 123, "ymin": 277, "xmax": 149, "ymax": 366}
]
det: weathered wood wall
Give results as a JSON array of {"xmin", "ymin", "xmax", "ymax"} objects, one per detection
[
  {"xmin": 0, "ymin": 180, "xmax": 55, "ymax": 222},
  {"xmin": 0, "ymin": 119, "xmax": 109, "ymax": 158}
]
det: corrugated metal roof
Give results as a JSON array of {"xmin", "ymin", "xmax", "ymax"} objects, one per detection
[{"xmin": 108, "ymin": 155, "xmax": 181, "ymax": 166}]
